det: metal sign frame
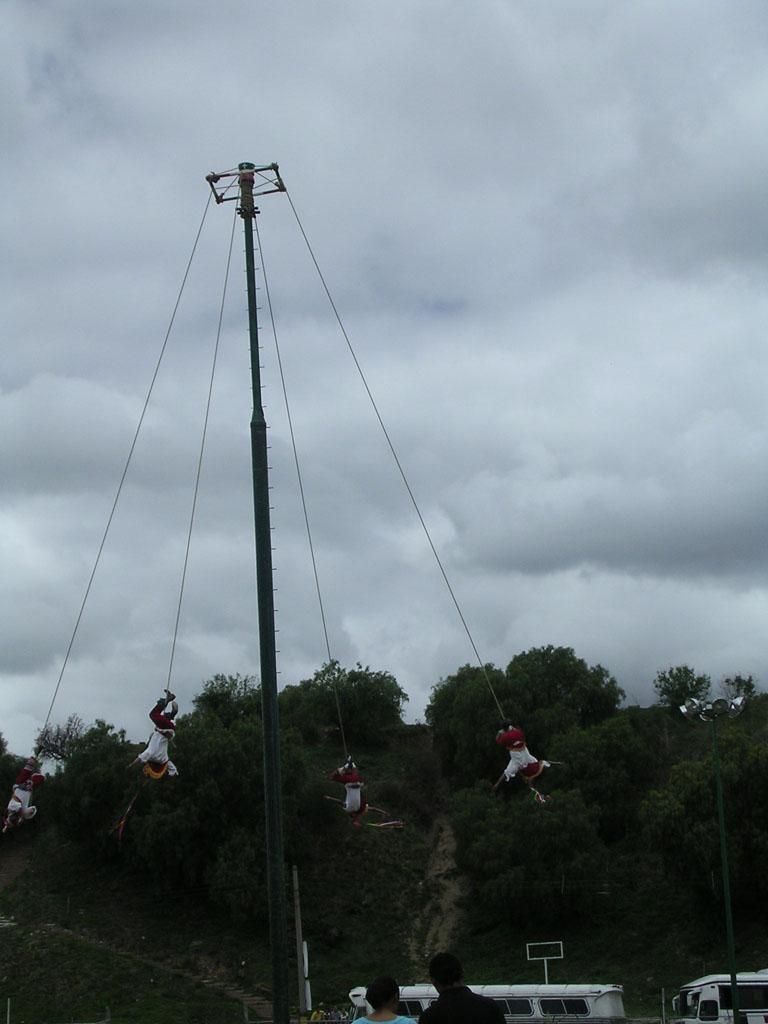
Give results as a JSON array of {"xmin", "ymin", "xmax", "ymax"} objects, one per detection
[{"xmin": 526, "ymin": 941, "xmax": 564, "ymax": 984}]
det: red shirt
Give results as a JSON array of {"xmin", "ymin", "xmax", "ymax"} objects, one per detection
[
  {"xmin": 14, "ymin": 765, "xmax": 44, "ymax": 790},
  {"xmin": 149, "ymin": 705, "xmax": 176, "ymax": 733},
  {"xmin": 496, "ymin": 726, "xmax": 526, "ymax": 751},
  {"xmin": 330, "ymin": 767, "xmax": 363, "ymax": 786}
]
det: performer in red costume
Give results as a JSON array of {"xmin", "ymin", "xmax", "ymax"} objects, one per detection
[
  {"xmin": 128, "ymin": 689, "xmax": 179, "ymax": 780},
  {"xmin": 3, "ymin": 756, "xmax": 45, "ymax": 833},
  {"xmin": 328, "ymin": 756, "xmax": 367, "ymax": 826},
  {"xmin": 495, "ymin": 724, "xmax": 551, "ymax": 803}
]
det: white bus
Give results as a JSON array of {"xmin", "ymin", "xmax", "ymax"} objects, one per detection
[
  {"xmin": 348, "ymin": 983, "xmax": 626, "ymax": 1022},
  {"xmin": 673, "ymin": 972, "xmax": 768, "ymax": 1024}
]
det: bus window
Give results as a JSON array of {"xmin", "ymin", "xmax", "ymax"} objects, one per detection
[
  {"xmin": 564, "ymin": 1000, "xmax": 589, "ymax": 1015},
  {"xmin": 541, "ymin": 999, "xmax": 589, "ymax": 1017},
  {"xmin": 699, "ymin": 1001, "xmax": 719, "ymax": 1021},
  {"xmin": 541, "ymin": 999, "xmax": 566, "ymax": 1015},
  {"xmin": 507, "ymin": 999, "xmax": 534, "ymax": 1015},
  {"xmin": 398, "ymin": 1001, "xmax": 425, "ymax": 1017},
  {"xmin": 719, "ymin": 985, "xmax": 768, "ymax": 1011},
  {"xmin": 687, "ymin": 993, "xmax": 701, "ymax": 1017}
]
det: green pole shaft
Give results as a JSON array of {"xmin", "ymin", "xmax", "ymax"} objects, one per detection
[
  {"xmin": 711, "ymin": 718, "xmax": 739, "ymax": 1024},
  {"xmin": 240, "ymin": 164, "xmax": 290, "ymax": 1024}
]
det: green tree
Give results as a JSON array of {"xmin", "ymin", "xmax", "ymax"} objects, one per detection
[
  {"xmin": 44, "ymin": 720, "xmax": 135, "ymax": 857},
  {"xmin": 426, "ymin": 648, "xmax": 623, "ymax": 786},
  {"xmin": 552, "ymin": 711, "xmax": 655, "ymax": 842},
  {"xmin": 42, "ymin": 675, "xmax": 315, "ymax": 911},
  {"xmin": 653, "ymin": 665, "xmax": 711, "ymax": 711},
  {"xmin": 505, "ymin": 646, "xmax": 624, "ymax": 741},
  {"xmin": 641, "ymin": 727, "xmax": 768, "ymax": 913},
  {"xmin": 720, "ymin": 674, "xmax": 757, "ymax": 700},
  {"xmin": 279, "ymin": 661, "xmax": 408, "ymax": 747},
  {"xmin": 192, "ymin": 673, "xmax": 261, "ymax": 721},
  {"xmin": 451, "ymin": 784, "xmax": 607, "ymax": 926},
  {"xmin": 128, "ymin": 678, "xmax": 312, "ymax": 900},
  {"xmin": 426, "ymin": 664, "xmax": 507, "ymax": 784},
  {"xmin": 0, "ymin": 732, "xmax": 18, "ymax": 792},
  {"xmin": 35, "ymin": 714, "xmax": 86, "ymax": 761}
]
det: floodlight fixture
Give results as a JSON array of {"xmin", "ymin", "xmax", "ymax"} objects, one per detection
[
  {"xmin": 729, "ymin": 696, "xmax": 746, "ymax": 718},
  {"xmin": 699, "ymin": 701, "xmax": 715, "ymax": 722},
  {"xmin": 678, "ymin": 695, "xmax": 748, "ymax": 722},
  {"xmin": 680, "ymin": 698, "xmax": 700, "ymax": 719}
]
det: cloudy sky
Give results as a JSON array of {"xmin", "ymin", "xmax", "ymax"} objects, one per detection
[{"xmin": 3, "ymin": 0, "xmax": 768, "ymax": 755}]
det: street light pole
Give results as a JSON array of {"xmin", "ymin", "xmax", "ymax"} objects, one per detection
[{"xmin": 680, "ymin": 696, "xmax": 746, "ymax": 1024}]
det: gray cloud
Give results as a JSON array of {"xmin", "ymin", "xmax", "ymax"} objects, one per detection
[{"xmin": 3, "ymin": 0, "xmax": 768, "ymax": 754}]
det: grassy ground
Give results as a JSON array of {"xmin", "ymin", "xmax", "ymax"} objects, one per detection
[{"xmin": 0, "ymin": 924, "xmax": 243, "ymax": 1024}]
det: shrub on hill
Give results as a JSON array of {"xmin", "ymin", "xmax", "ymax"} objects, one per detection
[
  {"xmin": 42, "ymin": 676, "xmax": 314, "ymax": 907},
  {"xmin": 279, "ymin": 660, "xmax": 409, "ymax": 746},
  {"xmin": 641, "ymin": 716, "xmax": 768, "ymax": 915},
  {"xmin": 451, "ymin": 784, "xmax": 607, "ymax": 927},
  {"xmin": 653, "ymin": 665, "xmax": 711, "ymax": 711},
  {"xmin": 43, "ymin": 719, "xmax": 135, "ymax": 858},
  {"xmin": 0, "ymin": 730, "xmax": 20, "ymax": 784},
  {"xmin": 426, "ymin": 646, "xmax": 623, "ymax": 786},
  {"xmin": 551, "ymin": 711, "xmax": 657, "ymax": 842}
]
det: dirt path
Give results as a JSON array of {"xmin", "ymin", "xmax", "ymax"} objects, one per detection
[{"xmin": 408, "ymin": 813, "xmax": 462, "ymax": 973}]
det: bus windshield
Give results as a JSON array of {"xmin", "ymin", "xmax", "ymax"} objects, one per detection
[{"xmin": 679, "ymin": 992, "xmax": 700, "ymax": 1017}]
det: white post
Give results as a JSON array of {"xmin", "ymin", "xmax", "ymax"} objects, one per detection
[
  {"xmin": 293, "ymin": 866, "xmax": 308, "ymax": 1017},
  {"xmin": 6, "ymin": 996, "xmax": 10, "ymax": 1024},
  {"xmin": 544, "ymin": 959, "xmax": 549, "ymax": 985}
]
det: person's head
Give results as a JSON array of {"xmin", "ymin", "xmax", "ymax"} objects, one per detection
[
  {"xmin": 428, "ymin": 952, "xmax": 463, "ymax": 991},
  {"xmin": 365, "ymin": 976, "xmax": 400, "ymax": 1012}
]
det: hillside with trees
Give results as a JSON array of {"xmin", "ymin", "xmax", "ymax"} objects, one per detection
[{"xmin": 1, "ymin": 649, "xmax": 768, "ymax": 1023}]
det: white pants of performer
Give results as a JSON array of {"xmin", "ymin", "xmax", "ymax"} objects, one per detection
[
  {"xmin": 7, "ymin": 787, "xmax": 37, "ymax": 822},
  {"xmin": 137, "ymin": 731, "xmax": 178, "ymax": 776},
  {"xmin": 344, "ymin": 783, "xmax": 363, "ymax": 813},
  {"xmin": 504, "ymin": 747, "xmax": 548, "ymax": 781}
]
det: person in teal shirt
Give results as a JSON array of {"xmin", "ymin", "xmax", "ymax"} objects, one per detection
[{"xmin": 356, "ymin": 977, "xmax": 414, "ymax": 1024}]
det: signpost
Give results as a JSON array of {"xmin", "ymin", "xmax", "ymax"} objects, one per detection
[{"xmin": 526, "ymin": 941, "xmax": 564, "ymax": 984}]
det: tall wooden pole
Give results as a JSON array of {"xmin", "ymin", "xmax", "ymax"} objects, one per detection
[{"xmin": 239, "ymin": 160, "xmax": 290, "ymax": 1024}]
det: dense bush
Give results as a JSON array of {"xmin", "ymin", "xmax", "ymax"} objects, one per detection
[
  {"xmin": 279, "ymin": 660, "xmax": 408, "ymax": 746},
  {"xmin": 426, "ymin": 646, "xmax": 624, "ymax": 787},
  {"xmin": 452, "ymin": 784, "xmax": 607, "ymax": 926}
]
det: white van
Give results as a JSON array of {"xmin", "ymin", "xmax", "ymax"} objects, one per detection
[
  {"xmin": 673, "ymin": 972, "xmax": 768, "ymax": 1024},
  {"xmin": 349, "ymin": 983, "xmax": 626, "ymax": 1022}
]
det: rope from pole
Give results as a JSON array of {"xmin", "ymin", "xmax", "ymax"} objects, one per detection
[
  {"xmin": 253, "ymin": 215, "xmax": 349, "ymax": 757},
  {"xmin": 41, "ymin": 194, "xmax": 213, "ymax": 733},
  {"xmin": 166, "ymin": 206, "xmax": 237, "ymax": 689},
  {"xmin": 283, "ymin": 188, "xmax": 506, "ymax": 721}
]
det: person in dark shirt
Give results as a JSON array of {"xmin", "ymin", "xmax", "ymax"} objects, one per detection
[{"xmin": 419, "ymin": 953, "xmax": 505, "ymax": 1024}]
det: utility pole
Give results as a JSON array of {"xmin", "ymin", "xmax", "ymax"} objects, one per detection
[
  {"xmin": 710, "ymin": 718, "xmax": 740, "ymax": 1024},
  {"xmin": 680, "ymin": 696, "xmax": 746, "ymax": 1024},
  {"xmin": 293, "ymin": 864, "xmax": 309, "ymax": 1019},
  {"xmin": 206, "ymin": 160, "xmax": 289, "ymax": 1024}
]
